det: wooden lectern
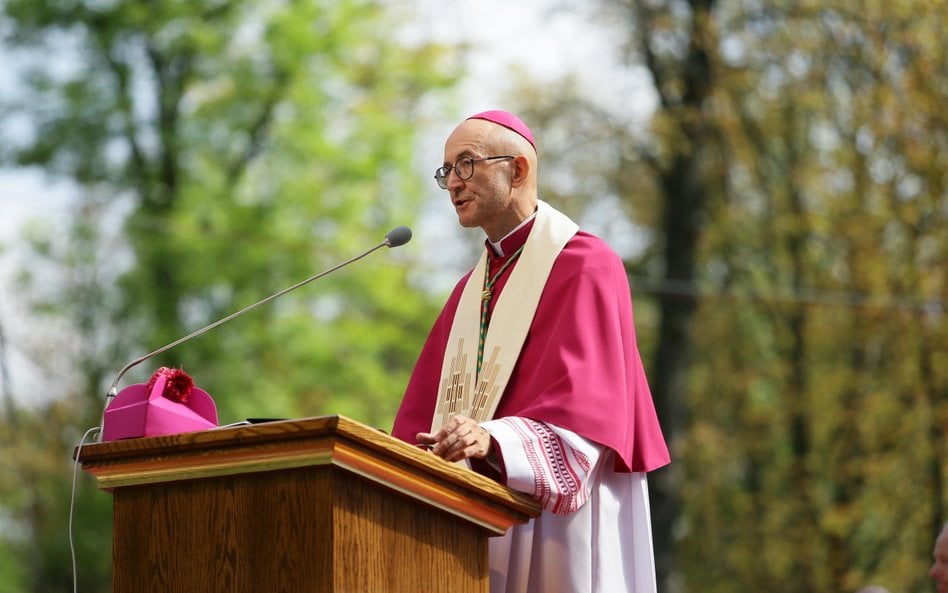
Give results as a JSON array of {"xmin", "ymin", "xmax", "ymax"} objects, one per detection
[{"xmin": 77, "ymin": 415, "xmax": 541, "ymax": 593}]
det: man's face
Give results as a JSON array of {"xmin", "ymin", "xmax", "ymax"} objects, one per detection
[
  {"xmin": 441, "ymin": 120, "xmax": 516, "ymax": 240},
  {"xmin": 931, "ymin": 528, "xmax": 948, "ymax": 593}
]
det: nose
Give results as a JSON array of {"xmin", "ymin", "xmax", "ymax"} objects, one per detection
[{"xmin": 446, "ymin": 168, "xmax": 465, "ymax": 190}]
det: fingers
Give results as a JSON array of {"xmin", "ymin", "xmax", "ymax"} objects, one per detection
[
  {"xmin": 439, "ymin": 427, "xmax": 483, "ymax": 462},
  {"xmin": 415, "ymin": 431, "xmax": 437, "ymax": 444},
  {"xmin": 422, "ymin": 415, "xmax": 491, "ymax": 462}
]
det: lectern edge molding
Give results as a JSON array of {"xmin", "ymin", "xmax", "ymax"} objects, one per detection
[{"xmin": 77, "ymin": 414, "xmax": 541, "ymax": 535}]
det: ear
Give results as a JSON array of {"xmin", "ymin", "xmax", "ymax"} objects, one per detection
[{"xmin": 509, "ymin": 155, "xmax": 530, "ymax": 187}]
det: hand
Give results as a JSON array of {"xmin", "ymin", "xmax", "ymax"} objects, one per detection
[{"xmin": 415, "ymin": 414, "xmax": 492, "ymax": 463}]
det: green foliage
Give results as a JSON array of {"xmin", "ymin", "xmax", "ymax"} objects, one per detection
[
  {"xmin": 0, "ymin": 403, "xmax": 112, "ymax": 592},
  {"xmin": 502, "ymin": 1, "xmax": 946, "ymax": 592},
  {"xmin": 674, "ymin": 3, "xmax": 947, "ymax": 591},
  {"xmin": 4, "ymin": 0, "xmax": 945, "ymax": 592},
  {"xmin": 0, "ymin": 0, "xmax": 458, "ymax": 590}
]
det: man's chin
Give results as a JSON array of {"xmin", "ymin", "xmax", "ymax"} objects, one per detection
[{"xmin": 455, "ymin": 209, "xmax": 479, "ymax": 229}]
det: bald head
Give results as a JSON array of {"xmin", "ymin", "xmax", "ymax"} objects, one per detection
[
  {"xmin": 441, "ymin": 114, "xmax": 539, "ymax": 241},
  {"xmin": 446, "ymin": 118, "xmax": 538, "ymax": 190}
]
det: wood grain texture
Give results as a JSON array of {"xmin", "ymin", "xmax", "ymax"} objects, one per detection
[
  {"xmin": 79, "ymin": 415, "xmax": 540, "ymax": 532},
  {"xmin": 82, "ymin": 416, "xmax": 540, "ymax": 593},
  {"xmin": 114, "ymin": 469, "xmax": 335, "ymax": 593},
  {"xmin": 332, "ymin": 470, "xmax": 487, "ymax": 592}
]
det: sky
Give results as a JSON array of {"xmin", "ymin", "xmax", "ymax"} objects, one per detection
[{"xmin": 0, "ymin": 1, "xmax": 645, "ymax": 402}]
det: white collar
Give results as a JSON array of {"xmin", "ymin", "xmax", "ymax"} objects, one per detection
[{"xmin": 488, "ymin": 212, "xmax": 537, "ymax": 257}]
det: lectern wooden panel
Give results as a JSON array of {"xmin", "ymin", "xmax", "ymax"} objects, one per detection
[{"xmin": 77, "ymin": 415, "xmax": 541, "ymax": 593}]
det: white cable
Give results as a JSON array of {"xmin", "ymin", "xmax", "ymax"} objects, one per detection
[{"xmin": 69, "ymin": 426, "xmax": 101, "ymax": 593}]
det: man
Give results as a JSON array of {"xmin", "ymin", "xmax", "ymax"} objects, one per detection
[
  {"xmin": 932, "ymin": 522, "xmax": 948, "ymax": 593},
  {"xmin": 392, "ymin": 110, "xmax": 670, "ymax": 593}
]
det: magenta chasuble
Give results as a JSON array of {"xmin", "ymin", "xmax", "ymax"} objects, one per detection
[{"xmin": 392, "ymin": 203, "xmax": 669, "ymax": 474}]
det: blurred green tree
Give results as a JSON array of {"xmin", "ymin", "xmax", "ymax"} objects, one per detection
[
  {"xmin": 503, "ymin": 1, "xmax": 946, "ymax": 592},
  {"xmin": 0, "ymin": 0, "xmax": 457, "ymax": 590}
]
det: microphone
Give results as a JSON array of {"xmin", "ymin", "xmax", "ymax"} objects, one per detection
[
  {"xmin": 96, "ymin": 225, "xmax": 412, "ymax": 439},
  {"xmin": 385, "ymin": 225, "xmax": 412, "ymax": 247}
]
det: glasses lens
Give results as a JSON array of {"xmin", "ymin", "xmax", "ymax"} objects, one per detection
[
  {"xmin": 434, "ymin": 167, "xmax": 449, "ymax": 189},
  {"xmin": 456, "ymin": 157, "xmax": 474, "ymax": 180}
]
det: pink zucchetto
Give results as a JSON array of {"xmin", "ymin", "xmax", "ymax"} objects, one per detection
[{"xmin": 466, "ymin": 110, "xmax": 536, "ymax": 151}]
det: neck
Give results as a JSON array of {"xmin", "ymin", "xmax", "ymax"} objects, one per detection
[{"xmin": 484, "ymin": 197, "xmax": 537, "ymax": 243}]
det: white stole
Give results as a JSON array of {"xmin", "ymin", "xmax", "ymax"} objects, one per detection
[{"xmin": 431, "ymin": 201, "xmax": 579, "ymax": 430}]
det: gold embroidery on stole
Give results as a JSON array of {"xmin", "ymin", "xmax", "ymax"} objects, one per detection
[
  {"xmin": 470, "ymin": 346, "xmax": 503, "ymax": 421},
  {"xmin": 437, "ymin": 338, "xmax": 473, "ymax": 427},
  {"xmin": 431, "ymin": 201, "xmax": 579, "ymax": 431}
]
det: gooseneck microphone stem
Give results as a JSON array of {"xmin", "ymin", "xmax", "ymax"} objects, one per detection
[
  {"xmin": 104, "ymin": 239, "xmax": 385, "ymax": 397},
  {"xmin": 98, "ymin": 226, "xmax": 411, "ymax": 440}
]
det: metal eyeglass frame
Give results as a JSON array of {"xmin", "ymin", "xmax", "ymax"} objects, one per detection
[{"xmin": 434, "ymin": 155, "xmax": 515, "ymax": 189}]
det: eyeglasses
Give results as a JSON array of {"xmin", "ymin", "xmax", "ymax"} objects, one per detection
[{"xmin": 433, "ymin": 155, "xmax": 515, "ymax": 189}]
